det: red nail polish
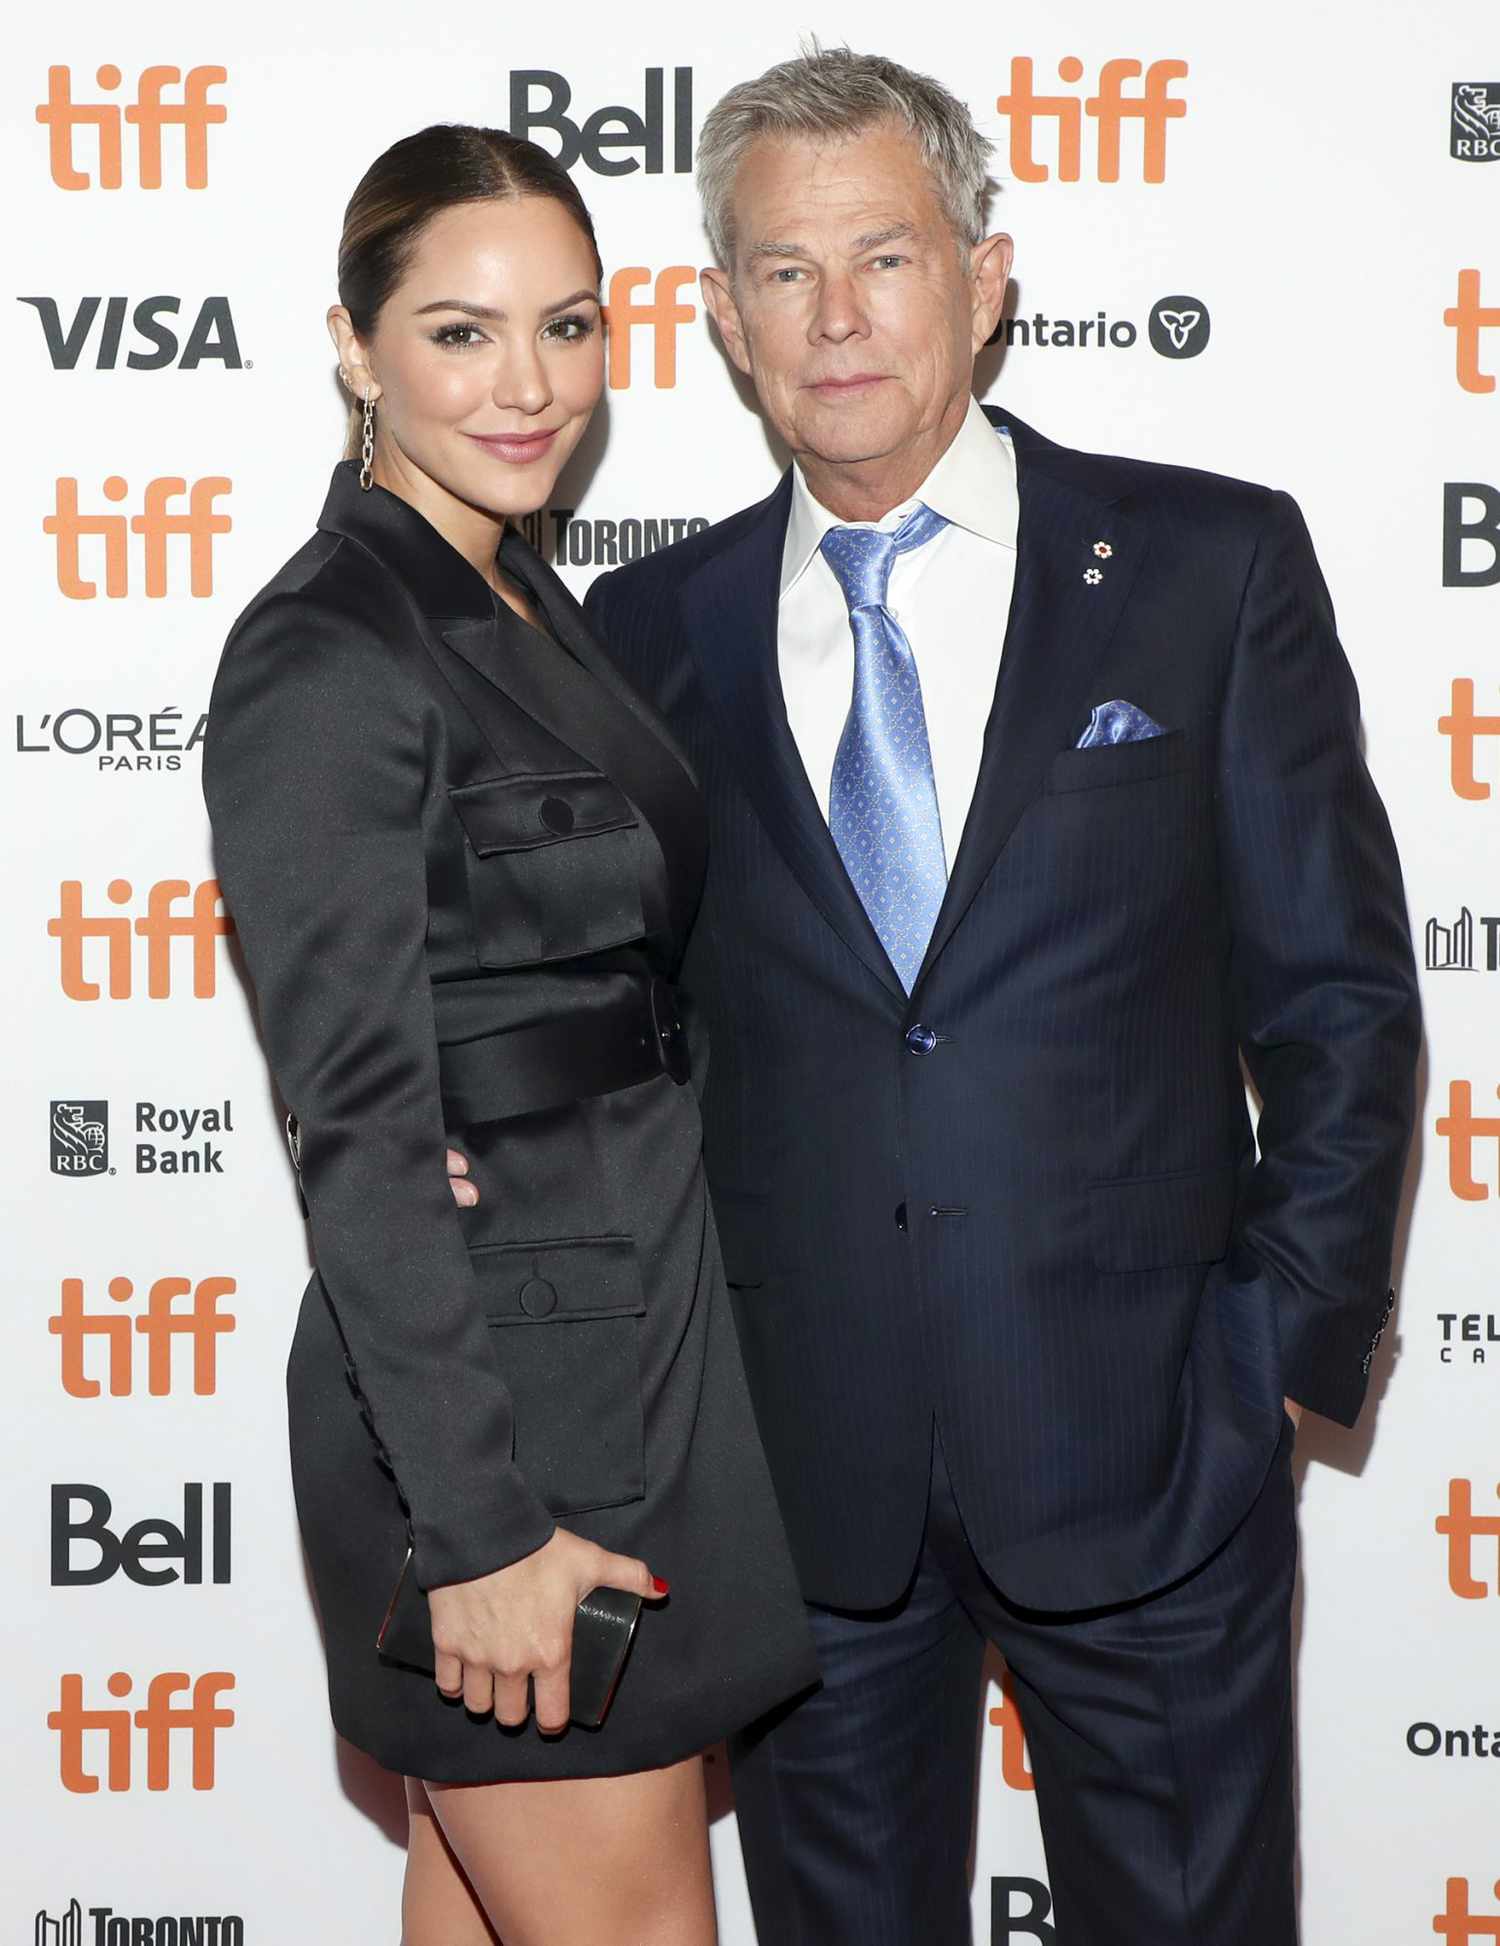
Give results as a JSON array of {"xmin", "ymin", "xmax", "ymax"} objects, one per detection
[{"xmin": 652, "ymin": 1575, "xmax": 671, "ymax": 1595}]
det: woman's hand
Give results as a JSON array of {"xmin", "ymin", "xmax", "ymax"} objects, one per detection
[{"xmin": 427, "ymin": 1528, "xmax": 666, "ymax": 1731}]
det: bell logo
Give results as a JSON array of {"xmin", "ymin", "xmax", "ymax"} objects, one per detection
[
  {"xmin": 1435, "ymin": 1877, "xmax": 1500, "ymax": 1941},
  {"xmin": 51, "ymin": 1276, "xmax": 236, "ymax": 1398},
  {"xmin": 1436, "ymin": 1082, "xmax": 1500, "ymax": 1200},
  {"xmin": 995, "ymin": 57, "xmax": 1188, "ymax": 184},
  {"xmin": 603, "ymin": 267, "xmax": 698, "ymax": 388},
  {"xmin": 1436, "ymin": 1480, "xmax": 1500, "ymax": 1597},
  {"xmin": 991, "ymin": 1878, "xmax": 1056, "ymax": 1943},
  {"xmin": 988, "ymin": 1670, "xmax": 1035, "ymax": 1791},
  {"xmin": 48, "ymin": 879, "xmax": 234, "ymax": 1000},
  {"xmin": 35, "ymin": 65, "xmax": 226, "ymax": 190},
  {"xmin": 48, "ymin": 1671, "xmax": 234, "ymax": 1792},
  {"xmin": 1445, "ymin": 270, "xmax": 1500, "ymax": 394},
  {"xmin": 509, "ymin": 68, "xmax": 692, "ymax": 176},
  {"xmin": 1439, "ymin": 681, "xmax": 1500, "ymax": 801},
  {"xmin": 45, "ymin": 477, "xmax": 231, "ymax": 599},
  {"xmin": 1444, "ymin": 484, "xmax": 1500, "ymax": 587}
]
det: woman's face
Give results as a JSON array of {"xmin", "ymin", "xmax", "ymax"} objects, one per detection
[{"xmin": 331, "ymin": 195, "xmax": 604, "ymax": 529}]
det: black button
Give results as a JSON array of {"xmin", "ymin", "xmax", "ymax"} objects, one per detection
[
  {"xmin": 539, "ymin": 795, "xmax": 575, "ymax": 835},
  {"xmin": 519, "ymin": 1277, "xmax": 559, "ymax": 1318},
  {"xmin": 894, "ymin": 1201, "xmax": 908, "ymax": 1232},
  {"xmin": 905, "ymin": 1023, "xmax": 939, "ymax": 1054}
]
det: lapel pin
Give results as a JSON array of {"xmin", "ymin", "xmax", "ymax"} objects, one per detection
[
  {"xmin": 1084, "ymin": 567, "xmax": 1104, "ymax": 585},
  {"xmin": 1093, "ymin": 540, "xmax": 1113, "ymax": 558}
]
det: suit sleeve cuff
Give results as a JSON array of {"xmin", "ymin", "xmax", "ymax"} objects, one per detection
[
  {"xmin": 410, "ymin": 1469, "xmax": 557, "ymax": 1591},
  {"xmin": 1279, "ymin": 1286, "xmax": 1394, "ymax": 1427}
]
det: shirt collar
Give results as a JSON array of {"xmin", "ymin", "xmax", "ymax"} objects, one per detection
[{"xmin": 780, "ymin": 395, "xmax": 1019, "ymax": 599}]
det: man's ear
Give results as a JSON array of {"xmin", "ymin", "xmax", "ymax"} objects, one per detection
[
  {"xmin": 969, "ymin": 232, "xmax": 1013, "ymax": 352},
  {"xmin": 327, "ymin": 305, "xmax": 381, "ymax": 400},
  {"xmin": 700, "ymin": 266, "xmax": 753, "ymax": 378}
]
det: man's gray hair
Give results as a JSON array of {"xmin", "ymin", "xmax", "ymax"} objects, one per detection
[{"xmin": 697, "ymin": 45, "xmax": 994, "ymax": 270}]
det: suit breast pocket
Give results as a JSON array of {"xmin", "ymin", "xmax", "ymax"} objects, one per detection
[
  {"xmin": 448, "ymin": 770, "xmax": 645, "ymax": 968},
  {"xmin": 472, "ymin": 1234, "xmax": 646, "ymax": 1515},
  {"xmin": 1044, "ymin": 728, "xmax": 1192, "ymax": 795}
]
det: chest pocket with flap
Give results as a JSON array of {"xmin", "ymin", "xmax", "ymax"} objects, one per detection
[{"xmin": 448, "ymin": 770, "xmax": 645, "ymax": 967}]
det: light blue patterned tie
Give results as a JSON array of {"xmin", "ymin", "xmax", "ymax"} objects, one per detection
[{"xmin": 821, "ymin": 504, "xmax": 950, "ymax": 991}]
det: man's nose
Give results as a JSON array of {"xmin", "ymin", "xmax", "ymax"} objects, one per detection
[{"xmin": 810, "ymin": 272, "xmax": 870, "ymax": 345}]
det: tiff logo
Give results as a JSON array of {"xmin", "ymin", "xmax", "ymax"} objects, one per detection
[
  {"xmin": 995, "ymin": 57, "xmax": 1187, "ymax": 183},
  {"xmin": 1436, "ymin": 1479, "xmax": 1500, "ymax": 1596},
  {"xmin": 1436, "ymin": 1877, "xmax": 1500, "ymax": 1940},
  {"xmin": 988, "ymin": 1669, "xmax": 1035, "ymax": 1791},
  {"xmin": 51, "ymin": 1276, "xmax": 236, "ymax": 1397},
  {"xmin": 1445, "ymin": 270, "xmax": 1500, "ymax": 394},
  {"xmin": 45, "ymin": 477, "xmax": 231, "ymax": 599},
  {"xmin": 36, "ymin": 66, "xmax": 226, "ymax": 189},
  {"xmin": 1439, "ymin": 681, "xmax": 1500, "ymax": 800},
  {"xmin": 48, "ymin": 1671, "xmax": 234, "ymax": 1792},
  {"xmin": 48, "ymin": 879, "xmax": 233, "ymax": 1000},
  {"xmin": 1436, "ymin": 1082, "xmax": 1500, "ymax": 1200},
  {"xmin": 603, "ymin": 267, "xmax": 697, "ymax": 388}
]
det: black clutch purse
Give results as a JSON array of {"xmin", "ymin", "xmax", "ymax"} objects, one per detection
[{"xmin": 375, "ymin": 1547, "xmax": 642, "ymax": 1730}]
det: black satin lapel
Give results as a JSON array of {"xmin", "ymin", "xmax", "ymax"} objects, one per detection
[
  {"xmin": 680, "ymin": 485, "xmax": 906, "ymax": 1006},
  {"xmin": 914, "ymin": 471, "xmax": 1149, "ymax": 989}
]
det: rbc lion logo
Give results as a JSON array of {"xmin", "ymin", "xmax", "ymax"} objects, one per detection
[
  {"xmin": 50, "ymin": 1101, "xmax": 109, "ymax": 1176},
  {"xmin": 1452, "ymin": 83, "xmax": 1500, "ymax": 161}
]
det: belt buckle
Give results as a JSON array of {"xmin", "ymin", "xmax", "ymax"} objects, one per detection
[{"xmin": 647, "ymin": 977, "xmax": 690, "ymax": 1086}]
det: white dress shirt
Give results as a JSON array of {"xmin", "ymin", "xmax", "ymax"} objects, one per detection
[{"xmin": 778, "ymin": 396, "xmax": 1020, "ymax": 866}]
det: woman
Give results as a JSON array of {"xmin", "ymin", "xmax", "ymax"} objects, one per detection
[{"xmin": 204, "ymin": 125, "xmax": 816, "ymax": 1945}]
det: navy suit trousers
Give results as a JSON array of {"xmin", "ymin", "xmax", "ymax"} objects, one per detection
[{"xmin": 729, "ymin": 1422, "xmax": 1298, "ymax": 1945}]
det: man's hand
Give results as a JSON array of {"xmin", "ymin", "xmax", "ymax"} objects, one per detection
[
  {"xmin": 1283, "ymin": 1398, "xmax": 1303, "ymax": 1430},
  {"xmin": 446, "ymin": 1148, "xmax": 477, "ymax": 1209}
]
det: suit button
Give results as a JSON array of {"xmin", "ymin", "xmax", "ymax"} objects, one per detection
[
  {"xmin": 539, "ymin": 795, "xmax": 575, "ymax": 835},
  {"xmin": 894, "ymin": 1201, "xmax": 908, "ymax": 1232},
  {"xmin": 905, "ymin": 1023, "xmax": 939, "ymax": 1054},
  {"xmin": 519, "ymin": 1277, "xmax": 558, "ymax": 1318}
]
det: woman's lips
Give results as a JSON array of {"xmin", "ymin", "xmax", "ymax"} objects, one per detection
[{"xmin": 464, "ymin": 429, "xmax": 559, "ymax": 463}]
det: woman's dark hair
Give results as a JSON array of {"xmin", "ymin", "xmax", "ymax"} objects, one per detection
[{"xmin": 336, "ymin": 123, "xmax": 603, "ymax": 446}]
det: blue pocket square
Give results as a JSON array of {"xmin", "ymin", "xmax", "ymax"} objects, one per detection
[{"xmin": 1075, "ymin": 700, "xmax": 1167, "ymax": 748}]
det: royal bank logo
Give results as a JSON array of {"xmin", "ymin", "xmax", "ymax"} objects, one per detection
[
  {"xmin": 51, "ymin": 1102, "xmax": 109, "ymax": 1177},
  {"xmin": 19, "ymin": 296, "xmax": 244, "ymax": 370},
  {"xmin": 1453, "ymin": 84, "xmax": 1500, "ymax": 162},
  {"xmin": 36, "ymin": 1906, "xmax": 244, "ymax": 1946}
]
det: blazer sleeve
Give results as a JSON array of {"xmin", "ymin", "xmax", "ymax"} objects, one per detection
[
  {"xmin": 1215, "ymin": 490, "xmax": 1420, "ymax": 1425},
  {"xmin": 204, "ymin": 588, "xmax": 557, "ymax": 1589}
]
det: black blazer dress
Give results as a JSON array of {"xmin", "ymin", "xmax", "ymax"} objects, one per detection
[{"xmin": 204, "ymin": 462, "xmax": 816, "ymax": 1782}]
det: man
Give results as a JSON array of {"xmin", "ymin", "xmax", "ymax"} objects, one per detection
[{"xmin": 466, "ymin": 47, "xmax": 1419, "ymax": 1945}]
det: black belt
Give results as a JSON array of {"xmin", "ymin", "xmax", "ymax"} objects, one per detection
[{"xmin": 438, "ymin": 975, "xmax": 690, "ymax": 1126}]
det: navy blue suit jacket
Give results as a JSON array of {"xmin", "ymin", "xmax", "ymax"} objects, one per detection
[{"xmin": 586, "ymin": 407, "xmax": 1419, "ymax": 1611}]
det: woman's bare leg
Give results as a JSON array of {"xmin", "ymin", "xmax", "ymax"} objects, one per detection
[
  {"xmin": 426, "ymin": 1755, "xmax": 716, "ymax": 1946},
  {"xmin": 402, "ymin": 1774, "xmax": 499, "ymax": 1946}
]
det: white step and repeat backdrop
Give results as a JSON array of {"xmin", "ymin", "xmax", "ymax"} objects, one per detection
[{"xmin": 5, "ymin": 2, "xmax": 1497, "ymax": 1939}]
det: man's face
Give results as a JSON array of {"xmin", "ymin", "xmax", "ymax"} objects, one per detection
[{"xmin": 703, "ymin": 122, "xmax": 1010, "ymax": 479}]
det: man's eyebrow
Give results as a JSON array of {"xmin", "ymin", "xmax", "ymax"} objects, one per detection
[
  {"xmin": 412, "ymin": 290, "xmax": 599, "ymax": 322},
  {"xmin": 743, "ymin": 222, "xmax": 920, "ymax": 263}
]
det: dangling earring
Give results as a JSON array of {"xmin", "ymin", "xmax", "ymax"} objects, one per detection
[{"xmin": 360, "ymin": 389, "xmax": 375, "ymax": 492}]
